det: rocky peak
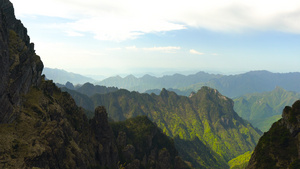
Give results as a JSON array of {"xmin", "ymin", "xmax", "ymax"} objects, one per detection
[
  {"xmin": 192, "ymin": 86, "xmax": 235, "ymax": 113},
  {"xmin": 65, "ymin": 81, "xmax": 75, "ymax": 90},
  {"xmin": 281, "ymin": 100, "xmax": 300, "ymax": 136},
  {"xmin": 0, "ymin": 0, "xmax": 43, "ymax": 124},
  {"xmin": 91, "ymin": 106, "xmax": 118, "ymax": 168},
  {"xmin": 188, "ymin": 91, "xmax": 195, "ymax": 98},
  {"xmin": 247, "ymin": 100, "xmax": 300, "ymax": 169},
  {"xmin": 160, "ymin": 88, "xmax": 169, "ymax": 97},
  {"xmin": 92, "ymin": 106, "xmax": 113, "ymax": 140},
  {"xmin": 0, "ymin": 0, "xmax": 30, "ymax": 45}
]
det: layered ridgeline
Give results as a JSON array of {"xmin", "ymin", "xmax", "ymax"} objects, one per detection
[
  {"xmin": 94, "ymin": 70, "xmax": 300, "ymax": 98},
  {"xmin": 60, "ymin": 82, "xmax": 119, "ymax": 114},
  {"xmin": 247, "ymin": 100, "xmax": 300, "ymax": 169},
  {"xmin": 97, "ymin": 72, "xmax": 223, "ymax": 93},
  {"xmin": 43, "ymin": 67, "xmax": 97, "ymax": 85},
  {"xmin": 0, "ymin": 1, "xmax": 187, "ymax": 168},
  {"xmin": 44, "ymin": 68, "xmax": 300, "ymax": 99},
  {"xmin": 91, "ymin": 87, "xmax": 262, "ymax": 168},
  {"xmin": 180, "ymin": 71, "xmax": 300, "ymax": 98},
  {"xmin": 234, "ymin": 87, "xmax": 300, "ymax": 132}
]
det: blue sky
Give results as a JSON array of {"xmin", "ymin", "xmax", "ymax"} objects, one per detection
[{"xmin": 10, "ymin": 0, "xmax": 300, "ymax": 78}]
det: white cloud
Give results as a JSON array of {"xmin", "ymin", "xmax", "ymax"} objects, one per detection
[
  {"xmin": 190, "ymin": 49, "xmax": 204, "ymax": 55},
  {"xmin": 65, "ymin": 30, "xmax": 84, "ymax": 37},
  {"xmin": 11, "ymin": 0, "xmax": 300, "ymax": 41},
  {"xmin": 126, "ymin": 46, "xmax": 138, "ymax": 50},
  {"xmin": 143, "ymin": 46, "xmax": 181, "ymax": 53},
  {"xmin": 106, "ymin": 47, "xmax": 122, "ymax": 51}
]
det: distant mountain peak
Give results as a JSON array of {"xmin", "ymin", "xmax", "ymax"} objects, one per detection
[
  {"xmin": 197, "ymin": 86, "xmax": 223, "ymax": 97},
  {"xmin": 125, "ymin": 74, "xmax": 136, "ymax": 79},
  {"xmin": 160, "ymin": 88, "xmax": 169, "ymax": 97},
  {"xmin": 274, "ymin": 86, "xmax": 285, "ymax": 91}
]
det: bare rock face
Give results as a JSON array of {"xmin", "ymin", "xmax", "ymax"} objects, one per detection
[
  {"xmin": 125, "ymin": 159, "xmax": 140, "ymax": 169},
  {"xmin": 122, "ymin": 144, "xmax": 135, "ymax": 162},
  {"xmin": 117, "ymin": 131, "xmax": 127, "ymax": 148},
  {"xmin": 0, "ymin": 0, "xmax": 43, "ymax": 124},
  {"xmin": 281, "ymin": 100, "xmax": 300, "ymax": 136},
  {"xmin": 158, "ymin": 148, "xmax": 171, "ymax": 169}
]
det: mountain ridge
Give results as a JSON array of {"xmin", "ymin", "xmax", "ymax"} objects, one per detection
[
  {"xmin": 234, "ymin": 87, "xmax": 300, "ymax": 131},
  {"xmin": 43, "ymin": 67, "xmax": 300, "ymax": 99},
  {"xmin": 43, "ymin": 67, "xmax": 96, "ymax": 85},
  {"xmin": 90, "ymin": 86, "xmax": 262, "ymax": 168}
]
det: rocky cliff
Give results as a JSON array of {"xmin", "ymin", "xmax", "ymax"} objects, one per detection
[
  {"xmin": 0, "ymin": 0, "xmax": 43, "ymax": 124},
  {"xmin": 0, "ymin": 1, "xmax": 186, "ymax": 168},
  {"xmin": 247, "ymin": 100, "xmax": 300, "ymax": 169}
]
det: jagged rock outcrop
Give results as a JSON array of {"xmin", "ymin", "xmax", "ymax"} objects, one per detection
[
  {"xmin": 0, "ymin": 0, "xmax": 43, "ymax": 123},
  {"xmin": 247, "ymin": 100, "xmax": 300, "ymax": 169},
  {"xmin": 91, "ymin": 106, "xmax": 118, "ymax": 168}
]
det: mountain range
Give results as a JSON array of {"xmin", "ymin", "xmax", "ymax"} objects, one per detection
[
  {"xmin": 44, "ymin": 68, "xmax": 300, "ymax": 99},
  {"xmin": 97, "ymin": 72, "xmax": 223, "ymax": 93},
  {"xmin": 43, "ymin": 67, "xmax": 96, "ymax": 85},
  {"xmin": 2, "ymin": 0, "xmax": 300, "ymax": 168},
  {"xmin": 91, "ymin": 87, "xmax": 262, "ymax": 168},
  {"xmin": 57, "ymin": 81, "xmax": 262, "ymax": 168},
  {"xmin": 61, "ymin": 81, "xmax": 300, "ymax": 133},
  {"xmin": 234, "ymin": 87, "xmax": 300, "ymax": 131}
]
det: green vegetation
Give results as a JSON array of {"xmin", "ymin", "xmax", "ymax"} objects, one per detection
[
  {"xmin": 228, "ymin": 151, "xmax": 252, "ymax": 169},
  {"xmin": 76, "ymin": 82, "xmax": 118, "ymax": 97},
  {"xmin": 234, "ymin": 87, "xmax": 300, "ymax": 131},
  {"xmin": 91, "ymin": 87, "xmax": 262, "ymax": 168},
  {"xmin": 0, "ymin": 79, "xmax": 91, "ymax": 168},
  {"xmin": 110, "ymin": 116, "xmax": 178, "ymax": 165},
  {"xmin": 250, "ymin": 115, "xmax": 281, "ymax": 132},
  {"xmin": 61, "ymin": 87, "xmax": 95, "ymax": 112},
  {"xmin": 248, "ymin": 121, "xmax": 297, "ymax": 169}
]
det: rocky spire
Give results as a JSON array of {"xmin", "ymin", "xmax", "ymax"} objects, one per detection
[{"xmin": 91, "ymin": 106, "xmax": 118, "ymax": 169}]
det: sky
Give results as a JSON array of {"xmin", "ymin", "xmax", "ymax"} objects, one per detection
[{"xmin": 10, "ymin": 0, "xmax": 300, "ymax": 78}]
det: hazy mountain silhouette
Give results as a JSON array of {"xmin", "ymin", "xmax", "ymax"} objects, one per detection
[{"xmin": 43, "ymin": 67, "xmax": 96, "ymax": 84}]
